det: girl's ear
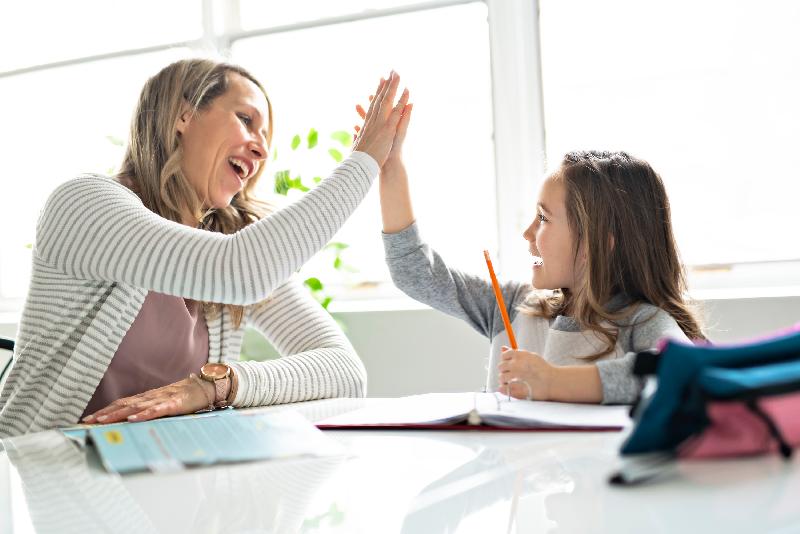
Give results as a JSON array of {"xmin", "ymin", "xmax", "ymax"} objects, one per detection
[{"xmin": 175, "ymin": 101, "xmax": 193, "ymax": 136}]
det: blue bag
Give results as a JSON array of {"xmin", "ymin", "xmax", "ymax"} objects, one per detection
[{"xmin": 621, "ymin": 325, "xmax": 800, "ymax": 460}]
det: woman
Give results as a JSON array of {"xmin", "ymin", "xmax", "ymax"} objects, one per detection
[{"xmin": 0, "ymin": 58, "xmax": 409, "ymax": 437}]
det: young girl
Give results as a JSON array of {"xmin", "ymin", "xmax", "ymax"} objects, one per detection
[{"xmin": 376, "ymin": 106, "xmax": 704, "ymax": 404}]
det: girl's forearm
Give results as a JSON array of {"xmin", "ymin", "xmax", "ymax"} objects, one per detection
[
  {"xmin": 548, "ymin": 365, "xmax": 604, "ymax": 403},
  {"xmin": 379, "ymin": 160, "xmax": 415, "ymax": 233}
]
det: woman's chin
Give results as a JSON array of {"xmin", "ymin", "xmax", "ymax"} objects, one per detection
[{"xmin": 209, "ymin": 192, "xmax": 236, "ymax": 209}]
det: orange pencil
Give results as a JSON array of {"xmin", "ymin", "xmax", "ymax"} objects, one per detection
[{"xmin": 483, "ymin": 250, "xmax": 518, "ymax": 349}]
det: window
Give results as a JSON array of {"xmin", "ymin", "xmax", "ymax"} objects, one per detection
[
  {"xmin": 232, "ymin": 2, "xmax": 496, "ymax": 294},
  {"xmin": 538, "ymin": 0, "xmax": 800, "ymax": 269},
  {"xmin": 0, "ymin": 50, "xmax": 189, "ymax": 300},
  {"xmin": 238, "ymin": 0, "xmax": 429, "ymax": 29},
  {"xmin": 0, "ymin": 1, "xmax": 201, "ymax": 72},
  {"xmin": 0, "ymin": 1, "xmax": 497, "ymax": 307},
  {"xmin": 3, "ymin": 1, "xmax": 791, "ymax": 310}
]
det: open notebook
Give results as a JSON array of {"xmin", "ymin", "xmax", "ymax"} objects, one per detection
[{"xmin": 317, "ymin": 392, "xmax": 631, "ymax": 431}]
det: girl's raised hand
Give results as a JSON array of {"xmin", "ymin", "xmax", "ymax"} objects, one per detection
[
  {"xmin": 352, "ymin": 71, "xmax": 410, "ymax": 167},
  {"xmin": 497, "ymin": 346, "xmax": 555, "ymax": 401}
]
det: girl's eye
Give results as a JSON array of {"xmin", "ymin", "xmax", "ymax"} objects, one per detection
[
  {"xmin": 237, "ymin": 113, "xmax": 252, "ymax": 126},
  {"xmin": 538, "ymin": 213, "xmax": 548, "ymax": 223}
]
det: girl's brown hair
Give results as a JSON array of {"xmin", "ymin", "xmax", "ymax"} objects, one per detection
[
  {"xmin": 521, "ymin": 150, "xmax": 705, "ymax": 359},
  {"xmin": 118, "ymin": 58, "xmax": 275, "ymax": 327}
]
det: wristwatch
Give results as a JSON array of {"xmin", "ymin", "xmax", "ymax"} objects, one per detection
[{"xmin": 199, "ymin": 362, "xmax": 232, "ymax": 408}]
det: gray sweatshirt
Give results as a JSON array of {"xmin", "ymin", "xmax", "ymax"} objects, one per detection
[{"xmin": 382, "ymin": 222, "xmax": 689, "ymax": 404}]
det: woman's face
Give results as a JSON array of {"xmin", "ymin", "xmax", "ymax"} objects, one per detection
[
  {"xmin": 522, "ymin": 175, "xmax": 580, "ymax": 290},
  {"xmin": 176, "ymin": 72, "xmax": 269, "ymax": 212}
]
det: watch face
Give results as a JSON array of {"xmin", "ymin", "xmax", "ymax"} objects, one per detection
[{"xmin": 201, "ymin": 363, "xmax": 229, "ymax": 380}]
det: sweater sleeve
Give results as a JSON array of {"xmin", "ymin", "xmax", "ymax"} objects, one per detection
[
  {"xmin": 34, "ymin": 152, "xmax": 378, "ymax": 306},
  {"xmin": 229, "ymin": 277, "xmax": 366, "ymax": 406},
  {"xmin": 383, "ymin": 222, "xmax": 530, "ymax": 339},
  {"xmin": 596, "ymin": 306, "xmax": 689, "ymax": 404}
]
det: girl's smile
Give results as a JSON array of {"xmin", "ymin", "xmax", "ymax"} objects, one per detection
[{"xmin": 522, "ymin": 175, "xmax": 578, "ymax": 290}]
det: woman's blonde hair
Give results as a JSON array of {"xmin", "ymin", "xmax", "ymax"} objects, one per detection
[
  {"xmin": 118, "ymin": 58, "xmax": 275, "ymax": 327},
  {"xmin": 520, "ymin": 150, "xmax": 706, "ymax": 359}
]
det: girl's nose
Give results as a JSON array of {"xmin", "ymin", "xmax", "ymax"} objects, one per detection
[{"xmin": 522, "ymin": 222, "xmax": 536, "ymax": 241}]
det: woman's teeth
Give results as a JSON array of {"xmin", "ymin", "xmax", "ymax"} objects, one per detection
[{"xmin": 532, "ymin": 256, "xmax": 543, "ymax": 266}]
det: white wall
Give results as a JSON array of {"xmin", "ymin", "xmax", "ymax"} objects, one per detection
[
  {"xmin": 1, "ymin": 296, "xmax": 798, "ymax": 397},
  {"xmin": 332, "ymin": 295, "xmax": 800, "ymax": 397}
]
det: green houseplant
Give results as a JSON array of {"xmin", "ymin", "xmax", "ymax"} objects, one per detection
[{"xmin": 240, "ymin": 127, "xmax": 358, "ymax": 361}]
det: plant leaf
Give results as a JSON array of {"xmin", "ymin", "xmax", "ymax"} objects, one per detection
[
  {"xmin": 291, "ymin": 135, "xmax": 301, "ymax": 150},
  {"xmin": 325, "ymin": 242, "xmax": 349, "ymax": 251},
  {"xmin": 307, "ymin": 128, "xmax": 318, "ymax": 149},
  {"xmin": 106, "ymin": 135, "xmax": 124, "ymax": 146},
  {"xmin": 291, "ymin": 176, "xmax": 310, "ymax": 192},
  {"xmin": 304, "ymin": 277, "xmax": 323, "ymax": 291},
  {"xmin": 313, "ymin": 176, "xmax": 321, "ymax": 184},
  {"xmin": 274, "ymin": 170, "xmax": 291, "ymax": 195},
  {"xmin": 321, "ymin": 297, "xmax": 332, "ymax": 310},
  {"xmin": 330, "ymin": 130, "xmax": 351, "ymax": 147},
  {"xmin": 333, "ymin": 257, "xmax": 342, "ymax": 269},
  {"xmin": 328, "ymin": 148, "xmax": 343, "ymax": 163},
  {"xmin": 272, "ymin": 147, "xmax": 278, "ymax": 161}
]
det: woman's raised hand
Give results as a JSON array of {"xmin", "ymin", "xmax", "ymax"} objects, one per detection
[{"xmin": 352, "ymin": 71, "xmax": 410, "ymax": 167}]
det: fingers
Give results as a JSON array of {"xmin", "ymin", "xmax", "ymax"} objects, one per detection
[
  {"xmin": 82, "ymin": 380, "xmax": 199, "ymax": 424},
  {"xmin": 378, "ymin": 71, "xmax": 401, "ymax": 115},
  {"xmin": 86, "ymin": 397, "xmax": 163, "ymax": 424},
  {"xmin": 83, "ymin": 393, "xmax": 147, "ymax": 423},
  {"xmin": 356, "ymin": 104, "xmax": 367, "ymax": 120},
  {"xmin": 395, "ymin": 88, "xmax": 410, "ymax": 113},
  {"xmin": 386, "ymin": 87, "xmax": 410, "ymax": 129},
  {"xmin": 364, "ymin": 76, "xmax": 388, "ymax": 121},
  {"xmin": 392, "ymin": 104, "xmax": 412, "ymax": 146},
  {"xmin": 128, "ymin": 398, "xmax": 182, "ymax": 422},
  {"xmin": 508, "ymin": 380, "xmax": 532, "ymax": 400}
]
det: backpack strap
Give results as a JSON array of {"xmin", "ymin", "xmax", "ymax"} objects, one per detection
[{"xmin": 633, "ymin": 348, "xmax": 661, "ymax": 376}]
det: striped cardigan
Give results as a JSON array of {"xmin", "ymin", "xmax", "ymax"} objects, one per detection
[{"xmin": 0, "ymin": 152, "xmax": 378, "ymax": 437}]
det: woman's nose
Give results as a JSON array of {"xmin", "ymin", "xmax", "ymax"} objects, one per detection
[{"xmin": 248, "ymin": 139, "xmax": 267, "ymax": 160}]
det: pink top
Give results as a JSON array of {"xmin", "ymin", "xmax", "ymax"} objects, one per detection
[{"xmin": 81, "ymin": 291, "xmax": 210, "ymax": 418}]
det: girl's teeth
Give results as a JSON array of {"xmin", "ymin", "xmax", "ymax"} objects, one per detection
[{"xmin": 532, "ymin": 256, "xmax": 543, "ymax": 266}]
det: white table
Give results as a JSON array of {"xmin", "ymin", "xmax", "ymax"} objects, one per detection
[{"xmin": 1, "ymin": 398, "xmax": 799, "ymax": 534}]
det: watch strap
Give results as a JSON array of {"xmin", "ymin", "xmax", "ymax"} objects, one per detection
[{"xmin": 212, "ymin": 376, "xmax": 231, "ymax": 408}]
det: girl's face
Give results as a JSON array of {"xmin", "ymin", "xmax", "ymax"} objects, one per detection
[
  {"xmin": 176, "ymin": 73, "xmax": 269, "ymax": 214},
  {"xmin": 522, "ymin": 175, "xmax": 580, "ymax": 290}
]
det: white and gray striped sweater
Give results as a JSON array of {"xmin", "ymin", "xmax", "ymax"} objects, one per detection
[{"xmin": 0, "ymin": 152, "xmax": 378, "ymax": 438}]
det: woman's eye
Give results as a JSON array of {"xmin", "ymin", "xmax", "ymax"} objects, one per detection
[
  {"xmin": 237, "ymin": 113, "xmax": 252, "ymax": 126},
  {"xmin": 538, "ymin": 213, "xmax": 548, "ymax": 223}
]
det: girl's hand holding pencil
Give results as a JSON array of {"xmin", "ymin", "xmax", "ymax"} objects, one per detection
[
  {"xmin": 497, "ymin": 346, "xmax": 555, "ymax": 401},
  {"xmin": 484, "ymin": 249, "xmax": 555, "ymax": 401}
]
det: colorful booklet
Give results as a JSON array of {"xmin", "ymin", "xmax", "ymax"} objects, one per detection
[
  {"xmin": 317, "ymin": 392, "xmax": 631, "ymax": 431},
  {"xmin": 63, "ymin": 409, "xmax": 343, "ymax": 474}
]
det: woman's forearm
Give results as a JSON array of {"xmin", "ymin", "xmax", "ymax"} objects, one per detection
[{"xmin": 379, "ymin": 159, "xmax": 415, "ymax": 234}]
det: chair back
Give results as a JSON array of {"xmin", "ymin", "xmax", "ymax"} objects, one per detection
[{"xmin": 0, "ymin": 336, "xmax": 14, "ymax": 385}]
